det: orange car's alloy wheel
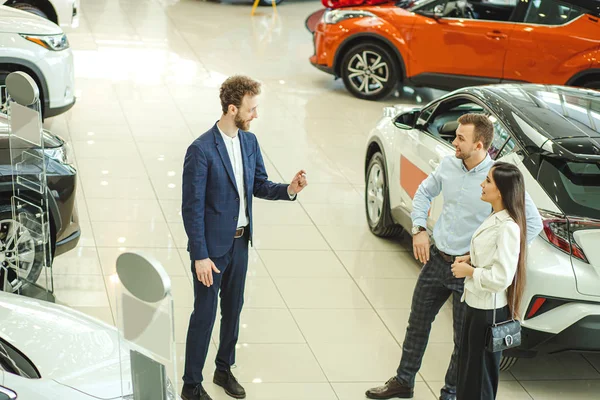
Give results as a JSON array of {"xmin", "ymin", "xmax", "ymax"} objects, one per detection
[
  {"xmin": 347, "ymin": 51, "xmax": 389, "ymax": 95},
  {"xmin": 341, "ymin": 43, "xmax": 399, "ymax": 101}
]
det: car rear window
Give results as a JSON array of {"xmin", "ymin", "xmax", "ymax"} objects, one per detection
[{"xmin": 537, "ymin": 157, "xmax": 600, "ymax": 219}]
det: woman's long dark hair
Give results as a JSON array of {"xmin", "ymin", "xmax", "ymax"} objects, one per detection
[{"xmin": 491, "ymin": 162, "xmax": 527, "ymax": 320}]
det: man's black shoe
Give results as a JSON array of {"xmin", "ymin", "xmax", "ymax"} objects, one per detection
[
  {"xmin": 365, "ymin": 377, "xmax": 413, "ymax": 399},
  {"xmin": 181, "ymin": 384, "xmax": 213, "ymax": 400},
  {"xmin": 213, "ymin": 369, "xmax": 246, "ymax": 399}
]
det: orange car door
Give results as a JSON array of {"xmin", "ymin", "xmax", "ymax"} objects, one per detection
[
  {"xmin": 408, "ymin": 1, "xmax": 515, "ymax": 84},
  {"xmin": 503, "ymin": 0, "xmax": 600, "ymax": 85}
]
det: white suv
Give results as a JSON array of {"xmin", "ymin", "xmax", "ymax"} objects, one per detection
[
  {"xmin": 0, "ymin": 5, "xmax": 75, "ymax": 118},
  {"xmin": 3, "ymin": 0, "xmax": 80, "ymax": 28},
  {"xmin": 365, "ymin": 84, "xmax": 600, "ymax": 369}
]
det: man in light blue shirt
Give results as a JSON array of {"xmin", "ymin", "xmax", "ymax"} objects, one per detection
[{"xmin": 366, "ymin": 114, "xmax": 543, "ymax": 400}]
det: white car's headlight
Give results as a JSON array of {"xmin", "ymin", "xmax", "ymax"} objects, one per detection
[
  {"xmin": 20, "ymin": 33, "xmax": 70, "ymax": 51},
  {"xmin": 323, "ymin": 9, "xmax": 376, "ymax": 24}
]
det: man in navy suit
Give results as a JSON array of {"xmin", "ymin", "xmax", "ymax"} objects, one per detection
[{"xmin": 180, "ymin": 76, "xmax": 307, "ymax": 400}]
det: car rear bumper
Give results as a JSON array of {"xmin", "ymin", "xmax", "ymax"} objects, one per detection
[{"xmin": 506, "ymin": 315, "xmax": 600, "ymax": 358}]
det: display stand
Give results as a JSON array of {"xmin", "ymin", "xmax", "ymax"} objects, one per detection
[
  {"xmin": 0, "ymin": 72, "xmax": 54, "ymax": 302},
  {"xmin": 113, "ymin": 251, "xmax": 178, "ymax": 400}
]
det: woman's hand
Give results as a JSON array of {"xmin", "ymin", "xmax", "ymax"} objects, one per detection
[
  {"xmin": 454, "ymin": 254, "xmax": 471, "ymax": 264},
  {"xmin": 451, "ymin": 261, "xmax": 475, "ymax": 279}
]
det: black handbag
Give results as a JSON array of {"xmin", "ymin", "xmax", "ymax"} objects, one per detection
[{"xmin": 485, "ymin": 291, "xmax": 521, "ymax": 353}]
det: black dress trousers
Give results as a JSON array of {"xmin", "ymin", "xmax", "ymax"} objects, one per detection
[{"xmin": 457, "ymin": 304, "xmax": 509, "ymax": 400}]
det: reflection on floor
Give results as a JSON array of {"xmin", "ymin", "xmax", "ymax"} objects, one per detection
[{"xmin": 43, "ymin": 0, "xmax": 600, "ymax": 399}]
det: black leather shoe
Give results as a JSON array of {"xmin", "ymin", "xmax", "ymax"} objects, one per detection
[
  {"xmin": 213, "ymin": 369, "xmax": 246, "ymax": 399},
  {"xmin": 365, "ymin": 377, "xmax": 413, "ymax": 399},
  {"xmin": 181, "ymin": 384, "xmax": 213, "ymax": 400}
]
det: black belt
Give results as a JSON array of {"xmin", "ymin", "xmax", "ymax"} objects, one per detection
[{"xmin": 434, "ymin": 245, "xmax": 464, "ymax": 263}]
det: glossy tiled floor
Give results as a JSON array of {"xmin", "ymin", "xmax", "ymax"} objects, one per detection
[{"xmin": 43, "ymin": 0, "xmax": 600, "ymax": 399}]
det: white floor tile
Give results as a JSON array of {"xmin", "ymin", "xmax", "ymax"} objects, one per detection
[
  {"xmin": 244, "ymin": 277, "xmax": 287, "ymax": 309},
  {"xmin": 259, "ymin": 250, "xmax": 349, "ymax": 278},
  {"xmin": 337, "ymin": 251, "xmax": 421, "ymax": 279},
  {"xmin": 310, "ymin": 341, "xmax": 403, "ymax": 382},
  {"xmin": 91, "ymin": 221, "xmax": 176, "ymax": 248},
  {"xmin": 225, "ymin": 344, "xmax": 327, "ymax": 383},
  {"xmin": 52, "ymin": 246, "xmax": 102, "ymax": 276},
  {"xmin": 292, "ymin": 309, "xmax": 395, "ymax": 345},
  {"xmin": 318, "ymin": 226, "xmax": 408, "ymax": 252},
  {"xmin": 274, "ymin": 278, "xmax": 371, "ymax": 309},
  {"xmin": 86, "ymin": 198, "xmax": 165, "ymax": 222},
  {"xmin": 213, "ymin": 308, "xmax": 305, "ymax": 344},
  {"xmin": 207, "ymin": 383, "xmax": 337, "ymax": 400},
  {"xmin": 252, "ymin": 225, "xmax": 330, "ymax": 251},
  {"xmin": 81, "ymin": 177, "xmax": 156, "ymax": 199},
  {"xmin": 356, "ymin": 278, "xmax": 418, "ymax": 309},
  {"xmin": 333, "ymin": 382, "xmax": 436, "ymax": 400}
]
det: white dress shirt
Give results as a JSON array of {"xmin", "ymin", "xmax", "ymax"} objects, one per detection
[
  {"xmin": 462, "ymin": 210, "xmax": 521, "ymax": 310},
  {"xmin": 218, "ymin": 126, "xmax": 249, "ymax": 229}
]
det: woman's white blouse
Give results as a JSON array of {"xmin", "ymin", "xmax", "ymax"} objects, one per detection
[{"xmin": 462, "ymin": 209, "xmax": 521, "ymax": 310}]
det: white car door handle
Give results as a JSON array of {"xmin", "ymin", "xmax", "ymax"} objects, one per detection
[
  {"xmin": 408, "ymin": 130, "xmax": 419, "ymax": 141},
  {"xmin": 429, "ymin": 159, "xmax": 440, "ymax": 169}
]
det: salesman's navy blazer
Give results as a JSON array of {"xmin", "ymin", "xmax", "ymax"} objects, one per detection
[{"xmin": 182, "ymin": 123, "xmax": 292, "ymax": 260}]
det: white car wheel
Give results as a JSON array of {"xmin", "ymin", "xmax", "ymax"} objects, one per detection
[{"xmin": 365, "ymin": 152, "xmax": 403, "ymax": 237}]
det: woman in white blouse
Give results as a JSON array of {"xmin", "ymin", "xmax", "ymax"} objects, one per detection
[{"xmin": 451, "ymin": 162, "xmax": 527, "ymax": 400}]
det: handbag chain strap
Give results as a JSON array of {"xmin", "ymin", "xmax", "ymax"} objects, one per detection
[{"xmin": 492, "ymin": 267, "xmax": 518, "ymax": 326}]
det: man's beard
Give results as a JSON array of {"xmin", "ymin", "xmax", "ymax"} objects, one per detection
[
  {"xmin": 235, "ymin": 114, "xmax": 250, "ymax": 131},
  {"xmin": 455, "ymin": 147, "xmax": 472, "ymax": 160}
]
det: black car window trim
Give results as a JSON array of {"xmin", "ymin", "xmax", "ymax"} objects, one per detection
[
  {"xmin": 496, "ymin": 137, "xmax": 522, "ymax": 160},
  {"xmin": 411, "ymin": 0, "xmax": 521, "ymax": 22},
  {"xmin": 420, "ymin": 94, "xmax": 513, "ymax": 158},
  {"xmin": 0, "ymin": 336, "xmax": 41, "ymax": 379}
]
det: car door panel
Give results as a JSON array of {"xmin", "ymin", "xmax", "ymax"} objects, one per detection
[
  {"xmin": 503, "ymin": 1, "xmax": 600, "ymax": 84},
  {"xmin": 397, "ymin": 126, "xmax": 453, "ymax": 229},
  {"xmin": 409, "ymin": 17, "xmax": 514, "ymax": 80},
  {"xmin": 504, "ymin": 18, "xmax": 598, "ymax": 84}
]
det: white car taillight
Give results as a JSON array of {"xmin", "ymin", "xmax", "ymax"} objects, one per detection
[{"xmin": 540, "ymin": 210, "xmax": 600, "ymax": 263}]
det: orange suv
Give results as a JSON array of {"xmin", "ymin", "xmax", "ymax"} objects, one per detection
[{"xmin": 309, "ymin": 0, "xmax": 600, "ymax": 100}]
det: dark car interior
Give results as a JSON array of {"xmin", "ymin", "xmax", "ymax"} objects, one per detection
[
  {"xmin": 412, "ymin": 0, "xmax": 516, "ymax": 21},
  {"xmin": 413, "ymin": 0, "xmax": 585, "ymax": 23},
  {"xmin": 409, "ymin": 97, "xmax": 515, "ymax": 159}
]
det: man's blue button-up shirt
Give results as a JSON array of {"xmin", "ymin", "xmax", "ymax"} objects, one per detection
[{"xmin": 411, "ymin": 155, "xmax": 543, "ymax": 256}]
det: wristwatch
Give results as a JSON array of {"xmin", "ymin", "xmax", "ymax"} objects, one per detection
[{"xmin": 411, "ymin": 225, "xmax": 426, "ymax": 236}]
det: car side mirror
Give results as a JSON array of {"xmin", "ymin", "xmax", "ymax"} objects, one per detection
[
  {"xmin": 433, "ymin": 4, "xmax": 445, "ymax": 19},
  {"xmin": 394, "ymin": 110, "xmax": 420, "ymax": 129},
  {"xmin": 0, "ymin": 386, "xmax": 17, "ymax": 400}
]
